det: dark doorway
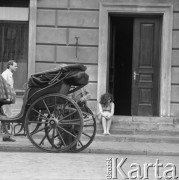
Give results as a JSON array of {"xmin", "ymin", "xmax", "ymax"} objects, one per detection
[
  {"xmin": 108, "ymin": 16, "xmax": 133, "ymax": 115},
  {"xmin": 108, "ymin": 15, "xmax": 161, "ymax": 116}
]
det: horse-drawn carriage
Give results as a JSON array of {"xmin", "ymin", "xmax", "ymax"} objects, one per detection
[{"xmin": 0, "ymin": 64, "xmax": 96, "ymax": 153}]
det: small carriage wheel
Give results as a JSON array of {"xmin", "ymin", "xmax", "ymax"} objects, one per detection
[
  {"xmin": 25, "ymin": 93, "xmax": 83, "ymax": 153},
  {"xmin": 2, "ymin": 122, "xmax": 26, "ymax": 136},
  {"xmin": 1, "ymin": 122, "xmax": 14, "ymax": 135},
  {"xmin": 69, "ymin": 105, "xmax": 96, "ymax": 153},
  {"xmin": 29, "ymin": 110, "xmax": 44, "ymax": 135}
]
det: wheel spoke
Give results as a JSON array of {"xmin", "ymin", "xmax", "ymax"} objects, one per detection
[
  {"xmin": 60, "ymin": 118, "xmax": 81, "ymax": 123},
  {"xmin": 32, "ymin": 108, "xmax": 48, "ymax": 121},
  {"xmin": 83, "ymin": 118, "xmax": 94, "ymax": 122},
  {"xmin": 39, "ymin": 127, "xmax": 51, "ymax": 145},
  {"xmin": 59, "ymin": 123, "xmax": 80, "ymax": 125},
  {"xmin": 82, "ymin": 131, "xmax": 91, "ymax": 138},
  {"xmin": 52, "ymin": 129, "xmax": 55, "ymax": 140},
  {"xmin": 58, "ymin": 126, "xmax": 76, "ymax": 138},
  {"xmin": 77, "ymin": 139, "xmax": 83, "ymax": 147},
  {"xmin": 54, "ymin": 96, "xmax": 57, "ymax": 107},
  {"xmin": 30, "ymin": 125, "xmax": 49, "ymax": 136},
  {"xmin": 56, "ymin": 128, "xmax": 66, "ymax": 147},
  {"xmin": 50, "ymin": 129, "xmax": 57, "ymax": 148},
  {"xmin": 59, "ymin": 109, "xmax": 78, "ymax": 122},
  {"xmin": 60, "ymin": 119, "xmax": 81, "ymax": 126},
  {"xmin": 30, "ymin": 111, "xmax": 47, "ymax": 120},
  {"xmin": 39, "ymin": 135, "xmax": 46, "ymax": 145},
  {"xmin": 28, "ymin": 121, "xmax": 48, "ymax": 124},
  {"xmin": 83, "ymin": 124, "xmax": 94, "ymax": 127},
  {"xmin": 43, "ymin": 99, "xmax": 51, "ymax": 115},
  {"xmin": 60, "ymin": 100, "xmax": 69, "ymax": 112}
]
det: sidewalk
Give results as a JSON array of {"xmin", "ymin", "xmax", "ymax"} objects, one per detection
[
  {"xmin": 0, "ymin": 135, "xmax": 179, "ymax": 156},
  {"xmin": 2, "ymin": 96, "xmax": 179, "ymax": 156}
]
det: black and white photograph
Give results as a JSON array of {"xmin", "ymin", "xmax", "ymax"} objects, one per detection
[{"xmin": 0, "ymin": 0, "xmax": 178, "ymax": 179}]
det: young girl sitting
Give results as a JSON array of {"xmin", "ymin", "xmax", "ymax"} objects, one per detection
[{"xmin": 98, "ymin": 93, "xmax": 114, "ymax": 135}]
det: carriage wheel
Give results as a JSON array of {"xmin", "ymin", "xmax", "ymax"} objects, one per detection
[
  {"xmin": 25, "ymin": 94, "xmax": 83, "ymax": 153},
  {"xmin": 2, "ymin": 122, "xmax": 25, "ymax": 136},
  {"xmin": 1, "ymin": 122, "xmax": 14, "ymax": 135},
  {"xmin": 69, "ymin": 105, "xmax": 96, "ymax": 153}
]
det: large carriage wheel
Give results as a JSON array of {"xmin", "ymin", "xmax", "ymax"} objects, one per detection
[
  {"xmin": 69, "ymin": 105, "xmax": 96, "ymax": 153},
  {"xmin": 25, "ymin": 94, "xmax": 83, "ymax": 153}
]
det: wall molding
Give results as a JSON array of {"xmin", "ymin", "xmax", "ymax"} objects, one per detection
[
  {"xmin": 0, "ymin": 7, "xmax": 28, "ymax": 21},
  {"xmin": 28, "ymin": 0, "xmax": 37, "ymax": 77}
]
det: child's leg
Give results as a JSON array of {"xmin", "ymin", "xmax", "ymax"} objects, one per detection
[
  {"xmin": 101, "ymin": 117, "xmax": 107, "ymax": 134},
  {"xmin": 106, "ymin": 117, "xmax": 113, "ymax": 134}
]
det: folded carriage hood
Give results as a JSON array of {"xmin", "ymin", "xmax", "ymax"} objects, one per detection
[{"xmin": 28, "ymin": 63, "xmax": 88, "ymax": 87}]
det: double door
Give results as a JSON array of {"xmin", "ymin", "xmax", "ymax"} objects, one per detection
[{"xmin": 108, "ymin": 16, "xmax": 161, "ymax": 116}]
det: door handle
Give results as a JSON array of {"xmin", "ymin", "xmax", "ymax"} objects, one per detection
[{"xmin": 133, "ymin": 71, "xmax": 139, "ymax": 80}]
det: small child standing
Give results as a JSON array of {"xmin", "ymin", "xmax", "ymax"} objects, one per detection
[{"xmin": 98, "ymin": 93, "xmax": 114, "ymax": 135}]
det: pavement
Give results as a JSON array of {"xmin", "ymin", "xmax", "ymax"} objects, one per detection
[
  {"xmin": 0, "ymin": 134, "xmax": 179, "ymax": 156},
  {"xmin": 1, "ymin": 96, "xmax": 179, "ymax": 156}
]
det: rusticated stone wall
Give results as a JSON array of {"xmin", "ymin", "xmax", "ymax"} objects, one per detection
[
  {"xmin": 35, "ymin": 0, "xmax": 179, "ymax": 116},
  {"xmin": 36, "ymin": 0, "xmax": 99, "ymax": 112},
  {"xmin": 171, "ymin": 0, "xmax": 179, "ymax": 116}
]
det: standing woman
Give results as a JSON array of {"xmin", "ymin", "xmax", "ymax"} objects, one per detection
[{"xmin": 98, "ymin": 93, "xmax": 115, "ymax": 135}]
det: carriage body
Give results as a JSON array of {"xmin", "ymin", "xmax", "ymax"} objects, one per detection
[{"xmin": 0, "ymin": 64, "xmax": 96, "ymax": 153}]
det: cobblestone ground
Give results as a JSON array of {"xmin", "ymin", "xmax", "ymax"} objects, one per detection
[{"xmin": 0, "ymin": 152, "xmax": 178, "ymax": 180}]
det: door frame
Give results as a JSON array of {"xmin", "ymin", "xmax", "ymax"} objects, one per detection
[
  {"xmin": 28, "ymin": 0, "xmax": 37, "ymax": 78},
  {"xmin": 98, "ymin": 2, "xmax": 173, "ymax": 117}
]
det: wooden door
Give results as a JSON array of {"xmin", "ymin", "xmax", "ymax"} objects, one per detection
[{"xmin": 132, "ymin": 18, "xmax": 161, "ymax": 116}]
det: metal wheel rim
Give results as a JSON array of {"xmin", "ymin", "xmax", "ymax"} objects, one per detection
[
  {"xmin": 69, "ymin": 105, "xmax": 96, "ymax": 153},
  {"xmin": 25, "ymin": 93, "xmax": 83, "ymax": 153}
]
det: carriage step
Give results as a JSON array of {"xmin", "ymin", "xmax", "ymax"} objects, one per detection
[
  {"xmin": 96, "ymin": 129, "xmax": 179, "ymax": 136},
  {"xmin": 96, "ymin": 115, "xmax": 179, "ymax": 131},
  {"xmin": 94, "ymin": 134, "xmax": 179, "ymax": 144}
]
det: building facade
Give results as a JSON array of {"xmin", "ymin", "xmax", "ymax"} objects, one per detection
[{"xmin": 0, "ymin": 0, "xmax": 179, "ymax": 118}]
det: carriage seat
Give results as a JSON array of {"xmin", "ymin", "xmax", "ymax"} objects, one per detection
[{"xmin": 0, "ymin": 99, "xmax": 13, "ymax": 105}]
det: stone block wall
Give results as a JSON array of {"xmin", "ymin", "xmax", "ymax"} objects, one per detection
[
  {"xmin": 35, "ymin": 0, "xmax": 179, "ymax": 116},
  {"xmin": 171, "ymin": 0, "xmax": 179, "ymax": 116},
  {"xmin": 36, "ymin": 0, "xmax": 99, "ymax": 112}
]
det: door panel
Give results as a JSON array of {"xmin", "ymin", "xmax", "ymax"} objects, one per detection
[{"xmin": 132, "ymin": 18, "xmax": 161, "ymax": 116}]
